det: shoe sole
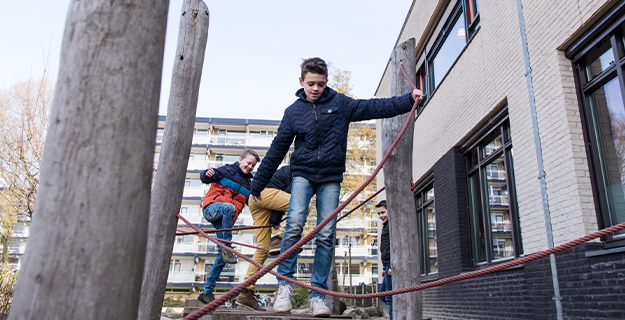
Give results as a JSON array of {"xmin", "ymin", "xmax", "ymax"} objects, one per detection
[
  {"xmin": 273, "ymin": 304, "xmax": 292, "ymax": 313},
  {"xmin": 235, "ymin": 301, "xmax": 265, "ymax": 311},
  {"xmin": 312, "ymin": 310, "xmax": 331, "ymax": 317},
  {"xmin": 220, "ymin": 253, "xmax": 238, "ymax": 264},
  {"xmin": 268, "ymin": 248, "xmax": 280, "ymax": 256}
]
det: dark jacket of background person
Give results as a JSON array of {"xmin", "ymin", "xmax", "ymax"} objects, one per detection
[
  {"xmin": 380, "ymin": 220, "xmax": 390, "ymax": 268},
  {"xmin": 250, "ymin": 87, "xmax": 415, "ymax": 196},
  {"xmin": 264, "ymin": 165, "xmax": 292, "ymax": 225}
]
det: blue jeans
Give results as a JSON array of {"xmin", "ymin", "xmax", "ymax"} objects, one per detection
[
  {"xmin": 380, "ymin": 266, "xmax": 393, "ymax": 320},
  {"xmin": 202, "ymin": 202, "xmax": 236, "ymax": 293},
  {"xmin": 277, "ymin": 176, "xmax": 340, "ymax": 298}
]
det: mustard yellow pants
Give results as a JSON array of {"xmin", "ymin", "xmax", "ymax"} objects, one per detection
[{"xmin": 244, "ymin": 188, "xmax": 290, "ymax": 289}]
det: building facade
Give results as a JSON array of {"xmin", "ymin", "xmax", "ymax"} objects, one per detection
[
  {"xmin": 375, "ymin": 0, "xmax": 625, "ymax": 319},
  {"xmin": 158, "ymin": 117, "xmax": 380, "ymax": 299}
]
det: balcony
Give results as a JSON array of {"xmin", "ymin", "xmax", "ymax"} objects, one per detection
[
  {"xmin": 172, "ymin": 243, "xmax": 240, "ymax": 254},
  {"xmin": 488, "ymin": 195, "xmax": 509, "ymax": 206},
  {"xmin": 208, "ymin": 135, "xmax": 275, "ymax": 148},
  {"xmin": 183, "ymin": 187, "xmax": 205, "ymax": 198},
  {"xmin": 167, "ymin": 272, "xmax": 195, "ymax": 283}
]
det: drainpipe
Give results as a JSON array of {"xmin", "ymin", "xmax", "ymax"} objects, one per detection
[{"xmin": 515, "ymin": 1, "xmax": 564, "ymax": 319}]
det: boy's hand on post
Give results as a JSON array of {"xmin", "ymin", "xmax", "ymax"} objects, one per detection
[{"xmin": 412, "ymin": 89, "xmax": 424, "ymax": 102}]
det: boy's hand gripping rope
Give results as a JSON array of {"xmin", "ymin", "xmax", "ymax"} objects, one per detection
[{"xmin": 183, "ymin": 65, "xmax": 625, "ymax": 320}]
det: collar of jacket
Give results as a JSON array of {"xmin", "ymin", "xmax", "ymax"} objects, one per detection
[
  {"xmin": 230, "ymin": 162, "xmax": 253, "ymax": 179},
  {"xmin": 295, "ymin": 87, "xmax": 336, "ymax": 104}
]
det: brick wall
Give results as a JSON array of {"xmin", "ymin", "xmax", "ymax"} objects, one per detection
[{"xmin": 433, "ymin": 147, "xmax": 472, "ymax": 277}]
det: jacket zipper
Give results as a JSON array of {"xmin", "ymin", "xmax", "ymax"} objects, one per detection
[
  {"xmin": 213, "ymin": 191, "xmax": 225, "ymax": 201},
  {"xmin": 313, "ymin": 104, "xmax": 320, "ymax": 182}
]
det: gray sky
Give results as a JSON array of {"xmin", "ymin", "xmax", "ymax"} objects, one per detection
[{"xmin": 0, "ymin": 0, "xmax": 413, "ymax": 120}]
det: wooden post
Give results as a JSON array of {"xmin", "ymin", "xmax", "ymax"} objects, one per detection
[
  {"xmin": 381, "ymin": 38, "xmax": 422, "ymax": 320},
  {"xmin": 8, "ymin": 1, "xmax": 169, "ymax": 319},
  {"xmin": 137, "ymin": 1, "xmax": 209, "ymax": 319}
]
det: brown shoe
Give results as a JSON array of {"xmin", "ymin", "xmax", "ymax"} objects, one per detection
[
  {"xmin": 269, "ymin": 235, "xmax": 282, "ymax": 256},
  {"xmin": 236, "ymin": 289, "xmax": 266, "ymax": 311}
]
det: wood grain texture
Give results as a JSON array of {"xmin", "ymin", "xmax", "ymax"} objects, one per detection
[
  {"xmin": 381, "ymin": 38, "xmax": 422, "ymax": 320},
  {"xmin": 9, "ymin": 0, "xmax": 169, "ymax": 319},
  {"xmin": 138, "ymin": 1, "xmax": 209, "ymax": 319}
]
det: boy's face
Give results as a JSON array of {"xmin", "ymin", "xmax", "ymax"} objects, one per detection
[
  {"xmin": 377, "ymin": 206, "xmax": 388, "ymax": 223},
  {"xmin": 299, "ymin": 72, "xmax": 328, "ymax": 103},
  {"xmin": 239, "ymin": 154, "xmax": 258, "ymax": 174}
]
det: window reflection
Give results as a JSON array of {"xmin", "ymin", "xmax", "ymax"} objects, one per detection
[
  {"xmin": 585, "ymin": 38, "xmax": 614, "ymax": 81},
  {"xmin": 589, "ymin": 77, "xmax": 625, "ymax": 235},
  {"xmin": 432, "ymin": 17, "xmax": 466, "ymax": 88}
]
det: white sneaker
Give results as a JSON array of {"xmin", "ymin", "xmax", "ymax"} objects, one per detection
[
  {"xmin": 310, "ymin": 297, "xmax": 331, "ymax": 317},
  {"xmin": 273, "ymin": 285, "xmax": 293, "ymax": 313}
]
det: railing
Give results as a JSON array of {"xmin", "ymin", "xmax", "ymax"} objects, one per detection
[
  {"xmin": 183, "ymin": 188, "xmax": 206, "ymax": 198},
  {"xmin": 167, "ymin": 272, "xmax": 195, "ymax": 283},
  {"xmin": 489, "ymin": 195, "xmax": 509, "ymax": 206},
  {"xmin": 491, "ymin": 222, "xmax": 512, "ymax": 232},
  {"xmin": 172, "ymin": 243, "xmax": 237, "ymax": 254}
]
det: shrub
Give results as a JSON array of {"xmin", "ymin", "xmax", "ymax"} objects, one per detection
[
  {"xmin": 0, "ymin": 268, "xmax": 17, "ymax": 318},
  {"xmin": 291, "ymin": 287, "xmax": 309, "ymax": 309},
  {"xmin": 162, "ymin": 295, "xmax": 185, "ymax": 308}
]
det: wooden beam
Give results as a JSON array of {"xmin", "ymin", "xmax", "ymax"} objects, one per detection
[
  {"xmin": 137, "ymin": 1, "xmax": 209, "ymax": 319},
  {"xmin": 381, "ymin": 37, "xmax": 422, "ymax": 320},
  {"xmin": 8, "ymin": 0, "xmax": 169, "ymax": 319}
]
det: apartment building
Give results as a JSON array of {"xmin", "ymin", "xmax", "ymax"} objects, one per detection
[
  {"xmin": 374, "ymin": 0, "xmax": 625, "ymax": 319},
  {"xmin": 159, "ymin": 117, "xmax": 381, "ymax": 298}
]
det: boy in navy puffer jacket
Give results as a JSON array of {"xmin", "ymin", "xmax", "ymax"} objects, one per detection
[{"xmin": 250, "ymin": 57, "xmax": 424, "ymax": 316}]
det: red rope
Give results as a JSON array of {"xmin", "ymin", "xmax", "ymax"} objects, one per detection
[
  {"xmin": 175, "ymin": 224, "xmax": 274, "ymax": 236},
  {"xmin": 336, "ymin": 187, "xmax": 385, "ymax": 223},
  {"xmin": 183, "ymin": 65, "xmax": 419, "ymax": 320}
]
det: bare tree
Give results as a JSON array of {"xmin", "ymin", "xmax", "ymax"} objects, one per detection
[
  {"xmin": 0, "ymin": 78, "xmax": 53, "ymax": 218},
  {"xmin": 0, "ymin": 77, "xmax": 53, "ymax": 265}
]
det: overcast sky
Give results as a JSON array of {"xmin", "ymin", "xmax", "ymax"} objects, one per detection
[{"xmin": 0, "ymin": 0, "xmax": 413, "ymax": 120}]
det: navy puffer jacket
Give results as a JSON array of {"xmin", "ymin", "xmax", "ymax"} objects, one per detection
[{"xmin": 251, "ymin": 87, "xmax": 414, "ymax": 197}]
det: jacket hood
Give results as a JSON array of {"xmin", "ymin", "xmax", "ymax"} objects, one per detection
[{"xmin": 295, "ymin": 87, "xmax": 336, "ymax": 104}]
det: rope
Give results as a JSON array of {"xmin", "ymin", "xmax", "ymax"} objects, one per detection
[
  {"xmin": 183, "ymin": 64, "xmax": 419, "ymax": 320},
  {"xmin": 176, "ymin": 224, "xmax": 275, "ymax": 236},
  {"xmin": 336, "ymin": 187, "xmax": 385, "ymax": 223}
]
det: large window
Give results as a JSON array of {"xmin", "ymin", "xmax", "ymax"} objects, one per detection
[
  {"xmin": 568, "ymin": 5, "xmax": 625, "ymax": 245},
  {"xmin": 423, "ymin": 0, "xmax": 480, "ymax": 99},
  {"xmin": 415, "ymin": 182, "xmax": 437, "ymax": 276},
  {"xmin": 464, "ymin": 111, "xmax": 522, "ymax": 264}
]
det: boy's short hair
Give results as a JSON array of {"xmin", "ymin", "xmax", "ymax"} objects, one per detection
[
  {"xmin": 376, "ymin": 200, "xmax": 387, "ymax": 209},
  {"xmin": 301, "ymin": 57, "xmax": 328, "ymax": 79},
  {"xmin": 240, "ymin": 149, "xmax": 260, "ymax": 163}
]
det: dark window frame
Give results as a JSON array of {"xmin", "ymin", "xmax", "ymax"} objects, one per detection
[
  {"xmin": 461, "ymin": 108, "xmax": 523, "ymax": 265},
  {"xmin": 414, "ymin": 177, "xmax": 438, "ymax": 279},
  {"xmin": 567, "ymin": 0, "xmax": 625, "ymax": 248},
  {"xmin": 417, "ymin": 0, "xmax": 481, "ymax": 117}
]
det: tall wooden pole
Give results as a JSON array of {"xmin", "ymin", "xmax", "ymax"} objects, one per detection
[
  {"xmin": 8, "ymin": 0, "xmax": 169, "ymax": 319},
  {"xmin": 381, "ymin": 37, "xmax": 422, "ymax": 320},
  {"xmin": 138, "ymin": 1, "xmax": 209, "ymax": 319}
]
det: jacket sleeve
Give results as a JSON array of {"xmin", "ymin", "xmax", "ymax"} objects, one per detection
[
  {"xmin": 271, "ymin": 166, "xmax": 292, "ymax": 193},
  {"xmin": 344, "ymin": 92, "xmax": 415, "ymax": 122},
  {"xmin": 251, "ymin": 112, "xmax": 295, "ymax": 197},
  {"xmin": 199, "ymin": 166, "xmax": 225, "ymax": 184}
]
